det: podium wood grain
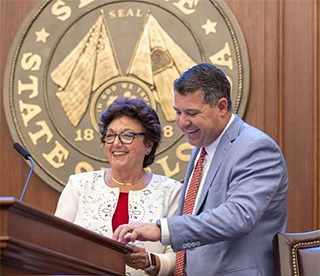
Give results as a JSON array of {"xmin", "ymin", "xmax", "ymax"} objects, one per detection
[{"xmin": 0, "ymin": 197, "xmax": 132, "ymax": 275}]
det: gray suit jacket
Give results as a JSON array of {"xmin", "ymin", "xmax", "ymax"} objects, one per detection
[{"xmin": 167, "ymin": 115, "xmax": 288, "ymax": 276}]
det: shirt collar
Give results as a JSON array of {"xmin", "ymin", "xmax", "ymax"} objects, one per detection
[{"xmin": 204, "ymin": 113, "xmax": 235, "ymax": 159}]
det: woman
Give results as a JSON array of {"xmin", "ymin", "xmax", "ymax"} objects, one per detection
[{"xmin": 55, "ymin": 97, "xmax": 182, "ymax": 276}]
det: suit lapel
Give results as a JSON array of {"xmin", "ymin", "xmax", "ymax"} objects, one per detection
[{"xmin": 194, "ymin": 115, "xmax": 244, "ymax": 214}]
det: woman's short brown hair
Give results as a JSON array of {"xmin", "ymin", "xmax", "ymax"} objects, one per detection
[{"xmin": 99, "ymin": 97, "xmax": 162, "ymax": 168}]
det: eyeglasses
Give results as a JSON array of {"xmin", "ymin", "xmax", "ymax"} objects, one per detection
[{"xmin": 103, "ymin": 132, "xmax": 145, "ymax": 145}]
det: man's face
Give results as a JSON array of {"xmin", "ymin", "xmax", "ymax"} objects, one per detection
[{"xmin": 174, "ymin": 90, "xmax": 229, "ymax": 147}]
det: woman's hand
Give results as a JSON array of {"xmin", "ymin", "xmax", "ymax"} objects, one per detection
[
  {"xmin": 126, "ymin": 245, "xmax": 160, "ymax": 275},
  {"xmin": 125, "ymin": 245, "xmax": 149, "ymax": 270}
]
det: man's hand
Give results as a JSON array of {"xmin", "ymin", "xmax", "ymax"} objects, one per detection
[{"xmin": 113, "ymin": 222, "xmax": 161, "ymax": 243}]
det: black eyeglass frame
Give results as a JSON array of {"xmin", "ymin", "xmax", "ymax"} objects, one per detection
[{"xmin": 103, "ymin": 131, "xmax": 145, "ymax": 145}]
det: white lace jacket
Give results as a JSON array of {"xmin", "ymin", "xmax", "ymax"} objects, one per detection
[{"xmin": 55, "ymin": 170, "xmax": 182, "ymax": 276}]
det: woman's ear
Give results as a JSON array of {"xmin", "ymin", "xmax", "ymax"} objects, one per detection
[{"xmin": 145, "ymin": 142, "xmax": 153, "ymax": 155}]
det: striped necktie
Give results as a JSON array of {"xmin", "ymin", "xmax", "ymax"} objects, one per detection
[{"xmin": 174, "ymin": 148, "xmax": 207, "ymax": 276}]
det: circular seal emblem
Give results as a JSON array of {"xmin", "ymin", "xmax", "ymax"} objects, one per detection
[{"xmin": 4, "ymin": 0, "xmax": 250, "ymax": 191}]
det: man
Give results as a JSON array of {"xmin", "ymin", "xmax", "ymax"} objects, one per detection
[{"xmin": 113, "ymin": 63, "xmax": 288, "ymax": 276}]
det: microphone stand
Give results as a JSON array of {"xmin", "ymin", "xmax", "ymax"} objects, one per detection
[{"xmin": 19, "ymin": 156, "xmax": 34, "ymax": 202}]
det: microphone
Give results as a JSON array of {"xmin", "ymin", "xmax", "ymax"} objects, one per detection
[{"xmin": 13, "ymin": 143, "xmax": 35, "ymax": 201}]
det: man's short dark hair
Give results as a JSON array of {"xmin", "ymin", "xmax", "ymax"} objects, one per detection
[{"xmin": 174, "ymin": 63, "xmax": 232, "ymax": 110}]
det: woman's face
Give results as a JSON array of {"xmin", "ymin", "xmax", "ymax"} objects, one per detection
[{"xmin": 104, "ymin": 116, "xmax": 152, "ymax": 171}]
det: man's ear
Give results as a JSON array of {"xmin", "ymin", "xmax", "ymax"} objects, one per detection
[{"xmin": 217, "ymin": 98, "xmax": 229, "ymax": 113}]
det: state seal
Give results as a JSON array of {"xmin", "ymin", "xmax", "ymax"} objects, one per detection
[{"xmin": 4, "ymin": 0, "xmax": 250, "ymax": 191}]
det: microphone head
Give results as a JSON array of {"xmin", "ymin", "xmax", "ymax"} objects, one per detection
[{"xmin": 13, "ymin": 142, "xmax": 31, "ymax": 160}]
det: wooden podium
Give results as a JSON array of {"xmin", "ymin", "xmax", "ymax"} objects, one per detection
[{"xmin": 0, "ymin": 197, "xmax": 132, "ymax": 275}]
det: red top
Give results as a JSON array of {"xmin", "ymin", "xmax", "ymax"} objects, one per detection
[{"xmin": 112, "ymin": 192, "xmax": 129, "ymax": 232}]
